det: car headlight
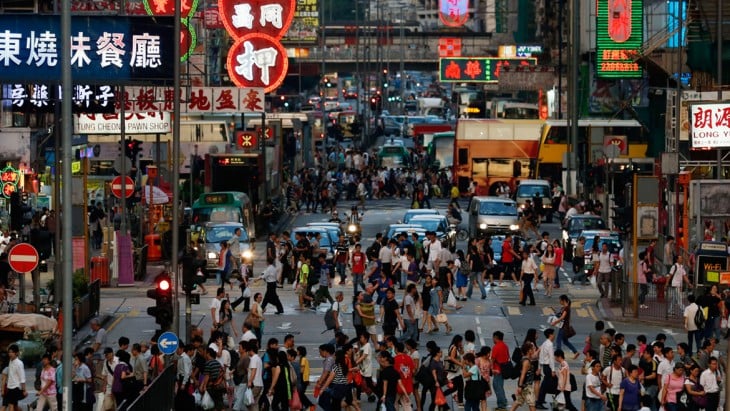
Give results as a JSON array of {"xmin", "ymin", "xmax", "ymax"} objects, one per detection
[
  {"xmin": 509, "ymin": 224, "xmax": 520, "ymax": 231},
  {"xmin": 207, "ymin": 252, "xmax": 217, "ymax": 259},
  {"xmin": 348, "ymin": 224, "xmax": 358, "ymax": 233},
  {"xmin": 242, "ymin": 250, "xmax": 253, "ymax": 260},
  {"xmin": 479, "ymin": 223, "xmax": 487, "ymax": 229}
]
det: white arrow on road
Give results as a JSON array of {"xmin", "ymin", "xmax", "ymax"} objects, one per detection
[
  {"xmin": 159, "ymin": 338, "xmax": 178, "ymax": 349},
  {"xmin": 662, "ymin": 328, "xmax": 679, "ymax": 336}
]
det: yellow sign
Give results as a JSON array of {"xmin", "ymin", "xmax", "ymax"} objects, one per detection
[
  {"xmin": 707, "ymin": 270, "xmax": 720, "ymax": 283},
  {"xmin": 71, "ymin": 161, "xmax": 81, "ymax": 174}
]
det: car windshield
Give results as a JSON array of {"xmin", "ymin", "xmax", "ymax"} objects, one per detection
[
  {"xmin": 410, "ymin": 219, "xmax": 444, "ymax": 233},
  {"xmin": 585, "ymin": 237, "xmax": 621, "ymax": 252},
  {"xmin": 479, "ymin": 201, "xmax": 518, "ymax": 216},
  {"xmin": 569, "ymin": 218, "xmax": 607, "ymax": 233},
  {"xmin": 205, "ymin": 225, "xmax": 248, "ymax": 243},
  {"xmin": 193, "ymin": 207, "xmax": 242, "ymax": 224},
  {"xmin": 516, "ymin": 184, "xmax": 550, "ymax": 199},
  {"xmin": 404, "ymin": 210, "xmax": 438, "ymax": 223}
]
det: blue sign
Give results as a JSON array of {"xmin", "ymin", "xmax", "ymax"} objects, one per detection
[
  {"xmin": 0, "ymin": 15, "xmax": 175, "ymax": 84},
  {"xmin": 157, "ymin": 331, "xmax": 179, "ymax": 355}
]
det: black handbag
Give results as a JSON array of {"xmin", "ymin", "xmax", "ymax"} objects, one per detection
[{"xmin": 464, "ymin": 377, "xmax": 484, "ymax": 401}]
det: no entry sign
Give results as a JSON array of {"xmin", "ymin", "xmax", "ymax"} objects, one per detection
[
  {"xmin": 111, "ymin": 176, "xmax": 135, "ymax": 199},
  {"xmin": 8, "ymin": 243, "xmax": 39, "ymax": 273}
]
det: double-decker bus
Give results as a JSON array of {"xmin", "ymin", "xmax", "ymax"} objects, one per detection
[
  {"xmin": 537, "ymin": 119, "xmax": 648, "ymax": 182},
  {"xmin": 426, "ymin": 131, "xmax": 455, "ymax": 170},
  {"xmin": 453, "ymin": 119, "xmax": 544, "ymax": 195}
]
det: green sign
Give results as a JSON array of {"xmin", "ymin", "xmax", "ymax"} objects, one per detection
[
  {"xmin": 439, "ymin": 57, "xmax": 536, "ymax": 83},
  {"xmin": 596, "ymin": 0, "xmax": 643, "ymax": 78}
]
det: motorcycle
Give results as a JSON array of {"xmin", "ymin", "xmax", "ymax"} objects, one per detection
[{"xmin": 343, "ymin": 206, "xmax": 363, "ymax": 244}]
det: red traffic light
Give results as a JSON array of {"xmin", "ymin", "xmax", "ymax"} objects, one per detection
[{"xmin": 159, "ymin": 279, "xmax": 171, "ymax": 291}]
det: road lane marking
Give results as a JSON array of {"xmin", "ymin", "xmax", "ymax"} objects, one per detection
[
  {"xmin": 575, "ymin": 308, "xmax": 589, "ymax": 318},
  {"xmin": 587, "ymin": 306, "xmax": 598, "ymax": 321},
  {"xmin": 542, "ymin": 307, "xmax": 553, "ymax": 316}
]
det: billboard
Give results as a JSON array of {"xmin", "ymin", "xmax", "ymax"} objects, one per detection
[
  {"xmin": 439, "ymin": 57, "xmax": 536, "ymax": 83},
  {"xmin": 689, "ymin": 102, "xmax": 730, "ymax": 149},
  {"xmin": 282, "ymin": 0, "xmax": 319, "ymax": 43},
  {"xmin": 0, "ymin": 15, "xmax": 175, "ymax": 84},
  {"xmin": 596, "ymin": 0, "xmax": 643, "ymax": 78},
  {"xmin": 439, "ymin": 0, "xmax": 469, "ymax": 27}
]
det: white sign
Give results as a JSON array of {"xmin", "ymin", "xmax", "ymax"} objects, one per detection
[
  {"xmin": 689, "ymin": 102, "xmax": 730, "ymax": 148},
  {"xmin": 73, "ymin": 112, "xmax": 172, "ymax": 134},
  {"xmin": 120, "ymin": 86, "xmax": 265, "ymax": 113}
]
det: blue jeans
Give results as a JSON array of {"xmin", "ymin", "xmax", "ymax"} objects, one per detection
[
  {"xmin": 688, "ymin": 329, "xmax": 702, "ymax": 354},
  {"xmin": 401, "ymin": 319, "xmax": 418, "ymax": 342},
  {"xmin": 353, "ymin": 273, "xmax": 366, "ymax": 294},
  {"xmin": 586, "ymin": 397, "xmax": 603, "ymax": 411},
  {"xmin": 336, "ymin": 262, "xmax": 347, "ymax": 282},
  {"xmin": 466, "ymin": 272, "xmax": 486, "ymax": 298},
  {"xmin": 464, "ymin": 399, "xmax": 481, "ymax": 411},
  {"xmin": 556, "ymin": 328, "xmax": 578, "ymax": 353},
  {"xmin": 667, "ymin": 286, "xmax": 683, "ymax": 314},
  {"xmin": 493, "ymin": 373, "xmax": 507, "ymax": 409}
]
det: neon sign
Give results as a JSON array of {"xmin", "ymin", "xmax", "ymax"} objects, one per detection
[
  {"xmin": 0, "ymin": 166, "xmax": 20, "ymax": 199},
  {"xmin": 438, "ymin": 57, "xmax": 537, "ymax": 83},
  {"xmin": 438, "ymin": 0, "xmax": 468, "ymax": 27},
  {"xmin": 596, "ymin": 0, "xmax": 643, "ymax": 78}
]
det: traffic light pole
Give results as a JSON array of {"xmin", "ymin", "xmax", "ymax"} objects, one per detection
[
  {"xmin": 185, "ymin": 229, "xmax": 192, "ymax": 341},
  {"xmin": 120, "ymin": 85, "xmax": 127, "ymax": 234},
  {"xmin": 172, "ymin": 0, "xmax": 182, "ymax": 337}
]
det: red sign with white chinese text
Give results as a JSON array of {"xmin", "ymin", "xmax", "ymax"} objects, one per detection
[
  {"xmin": 205, "ymin": 5, "xmax": 225, "ymax": 28},
  {"xmin": 226, "ymin": 34, "xmax": 289, "ymax": 93},
  {"xmin": 218, "ymin": 0, "xmax": 295, "ymax": 39},
  {"xmin": 438, "ymin": 0, "xmax": 468, "ymax": 27},
  {"xmin": 690, "ymin": 103, "xmax": 730, "ymax": 149},
  {"xmin": 236, "ymin": 131, "xmax": 258, "ymax": 149}
]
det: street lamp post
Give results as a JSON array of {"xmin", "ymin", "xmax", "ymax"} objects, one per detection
[{"xmin": 399, "ymin": 5, "xmax": 406, "ymax": 114}]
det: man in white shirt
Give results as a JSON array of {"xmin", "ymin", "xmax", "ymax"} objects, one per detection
[
  {"xmin": 586, "ymin": 360, "xmax": 607, "ymax": 408},
  {"xmin": 600, "ymin": 354, "xmax": 625, "ymax": 408},
  {"xmin": 401, "ymin": 284, "xmax": 418, "ymax": 342},
  {"xmin": 379, "ymin": 240, "xmax": 394, "ymax": 279},
  {"xmin": 240, "ymin": 322, "xmax": 257, "ymax": 343},
  {"xmin": 535, "ymin": 329, "xmax": 556, "ymax": 409},
  {"xmin": 667, "ymin": 254, "xmax": 692, "ymax": 315},
  {"xmin": 656, "ymin": 347, "xmax": 675, "ymax": 383},
  {"xmin": 683, "ymin": 294, "xmax": 702, "ymax": 354},
  {"xmin": 246, "ymin": 340, "xmax": 264, "ymax": 409},
  {"xmin": 101, "ymin": 347, "xmax": 119, "ymax": 409},
  {"xmin": 423, "ymin": 231, "xmax": 442, "ymax": 270},
  {"xmin": 210, "ymin": 287, "xmax": 224, "ymax": 331},
  {"xmin": 5, "ymin": 344, "xmax": 26, "ymax": 409},
  {"xmin": 700, "ymin": 357, "xmax": 721, "ymax": 411}
]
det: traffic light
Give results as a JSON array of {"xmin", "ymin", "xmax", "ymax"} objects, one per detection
[
  {"xmin": 370, "ymin": 94, "xmax": 382, "ymax": 112},
  {"xmin": 181, "ymin": 249, "xmax": 205, "ymax": 293},
  {"xmin": 612, "ymin": 206, "xmax": 632, "ymax": 234},
  {"xmin": 147, "ymin": 272, "xmax": 173, "ymax": 329},
  {"xmin": 126, "ymin": 139, "xmax": 142, "ymax": 161}
]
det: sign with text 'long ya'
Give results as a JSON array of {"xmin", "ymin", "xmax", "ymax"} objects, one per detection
[{"xmin": 0, "ymin": 15, "xmax": 175, "ymax": 84}]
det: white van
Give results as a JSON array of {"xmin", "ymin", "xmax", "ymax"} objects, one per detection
[{"xmin": 514, "ymin": 179, "xmax": 551, "ymax": 211}]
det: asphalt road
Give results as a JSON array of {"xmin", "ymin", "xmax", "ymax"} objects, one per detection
[{"xmin": 17, "ymin": 195, "xmax": 684, "ymax": 410}]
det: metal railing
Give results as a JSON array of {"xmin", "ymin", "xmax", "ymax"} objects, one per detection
[
  {"xmin": 124, "ymin": 365, "xmax": 176, "ymax": 411},
  {"xmin": 621, "ymin": 280, "xmax": 688, "ymax": 321}
]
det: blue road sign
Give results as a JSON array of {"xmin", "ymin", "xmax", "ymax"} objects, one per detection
[{"xmin": 157, "ymin": 331, "xmax": 179, "ymax": 355}]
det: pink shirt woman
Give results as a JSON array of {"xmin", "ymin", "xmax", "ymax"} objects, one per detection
[{"xmin": 662, "ymin": 368, "xmax": 686, "ymax": 405}]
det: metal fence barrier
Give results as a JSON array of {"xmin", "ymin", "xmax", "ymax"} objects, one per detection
[
  {"xmin": 622, "ymin": 281, "xmax": 688, "ymax": 321},
  {"xmin": 124, "ymin": 364, "xmax": 176, "ymax": 411}
]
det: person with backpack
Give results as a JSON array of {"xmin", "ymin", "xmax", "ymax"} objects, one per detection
[
  {"xmin": 667, "ymin": 255, "xmax": 692, "ymax": 316},
  {"xmin": 684, "ymin": 294, "xmax": 703, "ymax": 354},
  {"xmin": 509, "ymin": 343, "xmax": 537, "ymax": 411},
  {"xmin": 600, "ymin": 354, "xmax": 625, "ymax": 411}
]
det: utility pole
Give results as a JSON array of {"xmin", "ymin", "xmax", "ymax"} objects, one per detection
[
  {"xmin": 172, "ymin": 0, "xmax": 182, "ymax": 336},
  {"xmin": 566, "ymin": 0, "xmax": 580, "ymax": 196},
  {"xmin": 399, "ymin": 6, "xmax": 405, "ymax": 114}
]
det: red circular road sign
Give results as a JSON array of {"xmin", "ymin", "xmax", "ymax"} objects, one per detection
[
  {"xmin": 111, "ymin": 176, "xmax": 135, "ymax": 199},
  {"xmin": 227, "ymin": 33, "xmax": 289, "ymax": 93},
  {"xmin": 8, "ymin": 243, "xmax": 39, "ymax": 273}
]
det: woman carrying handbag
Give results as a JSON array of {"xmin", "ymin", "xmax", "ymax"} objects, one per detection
[
  {"xmin": 551, "ymin": 295, "xmax": 581, "ymax": 359},
  {"xmin": 442, "ymin": 335, "xmax": 465, "ymax": 407}
]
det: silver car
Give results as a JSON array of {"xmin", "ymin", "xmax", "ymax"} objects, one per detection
[{"xmin": 468, "ymin": 196, "xmax": 520, "ymax": 237}]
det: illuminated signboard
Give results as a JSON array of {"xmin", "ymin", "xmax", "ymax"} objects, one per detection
[
  {"xmin": 0, "ymin": 166, "xmax": 20, "ymax": 199},
  {"xmin": 201, "ymin": 193, "xmax": 233, "ymax": 204},
  {"xmin": 282, "ymin": 0, "xmax": 318, "ymax": 43},
  {"xmin": 439, "ymin": 0, "xmax": 468, "ymax": 27},
  {"xmin": 0, "ymin": 15, "xmax": 175, "ymax": 84},
  {"xmin": 3, "ymin": 84, "xmax": 116, "ymax": 114},
  {"xmin": 689, "ymin": 103, "xmax": 730, "ymax": 149},
  {"xmin": 596, "ymin": 0, "xmax": 643, "ymax": 78},
  {"xmin": 438, "ymin": 57, "xmax": 536, "ymax": 83},
  {"xmin": 219, "ymin": 0, "xmax": 294, "ymax": 92}
]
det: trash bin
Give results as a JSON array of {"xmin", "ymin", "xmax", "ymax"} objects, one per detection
[
  {"xmin": 145, "ymin": 234, "xmax": 162, "ymax": 262},
  {"xmin": 90, "ymin": 256, "xmax": 110, "ymax": 286}
]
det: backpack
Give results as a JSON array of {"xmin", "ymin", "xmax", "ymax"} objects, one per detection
[
  {"xmin": 511, "ymin": 346, "xmax": 522, "ymax": 364},
  {"xmin": 229, "ymin": 349, "xmax": 244, "ymax": 385},
  {"xmin": 414, "ymin": 354, "xmax": 435, "ymax": 386},
  {"xmin": 324, "ymin": 306, "xmax": 337, "ymax": 331},
  {"xmin": 694, "ymin": 305, "xmax": 706, "ymax": 330}
]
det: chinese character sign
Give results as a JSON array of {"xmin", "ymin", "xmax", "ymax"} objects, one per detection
[
  {"xmin": 282, "ymin": 0, "xmax": 319, "ymax": 43},
  {"xmin": 596, "ymin": 0, "xmax": 643, "ymax": 78},
  {"xmin": 227, "ymin": 34, "xmax": 288, "ymax": 92},
  {"xmin": 689, "ymin": 103, "xmax": 730, "ymax": 149},
  {"xmin": 143, "ymin": 0, "xmax": 199, "ymax": 62},
  {"xmin": 0, "ymin": 165, "xmax": 20, "ymax": 199},
  {"xmin": 0, "ymin": 15, "xmax": 175, "ymax": 84},
  {"xmin": 2, "ymin": 84, "xmax": 116, "ymax": 113},
  {"xmin": 439, "ymin": 0, "xmax": 468, "ymax": 27},
  {"xmin": 219, "ymin": 0, "xmax": 296, "ymax": 39},
  {"xmin": 438, "ymin": 57, "xmax": 536, "ymax": 83}
]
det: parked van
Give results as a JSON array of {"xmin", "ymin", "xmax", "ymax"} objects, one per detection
[
  {"xmin": 514, "ymin": 179, "xmax": 551, "ymax": 211},
  {"xmin": 468, "ymin": 196, "xmax": 521, "ymax": 238}
]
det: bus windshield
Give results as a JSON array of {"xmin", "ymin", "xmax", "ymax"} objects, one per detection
[
  {"xmin": 479, "ymin": 201, "xmax": 518, "ymax": 216},
  {"xmin": 193, "ymin": 207, "xmax": 242, "ymax": 224},
  {"xmin": 516, "ymin": 184, "xmax": 550, "ymax": 199}
]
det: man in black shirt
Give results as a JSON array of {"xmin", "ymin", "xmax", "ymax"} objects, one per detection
[
  {"xmin": 381, "ymin": 287, "xmax": 403, "ymax": 338},
  {"xmin": 376, "ymin": 351, "xmax": 402, "ymax": 410}
]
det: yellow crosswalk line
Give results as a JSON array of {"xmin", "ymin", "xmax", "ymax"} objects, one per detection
[
  {"xmin": 507, "ymin": 306, "xmax": 521, "ymax": 316},
  {"xmin": 575, "ymin": 308, "xmax": 589, "ymax": 318},
  {"xmin": 542, "ymin": 307, "xmax": 553, "ymax": 316}
]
